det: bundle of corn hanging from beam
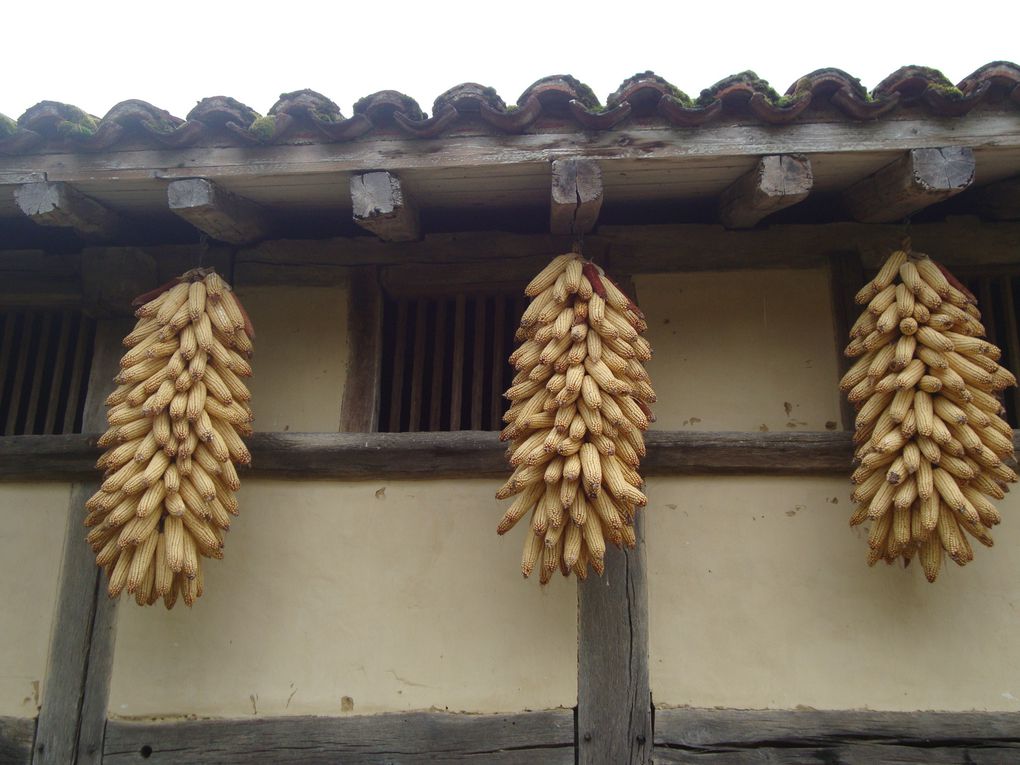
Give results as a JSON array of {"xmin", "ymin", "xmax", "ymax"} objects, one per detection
[
  {"xmin": 496, "ymin": 253, "xmax": 655, "ymax": 582},
  {"xmin": 84, "ymin": 269, "xmax": 254, "ymax": 607},
  {"xmin": 843, "ymin": 246, "xmax": 1016, "ymax": 581}
]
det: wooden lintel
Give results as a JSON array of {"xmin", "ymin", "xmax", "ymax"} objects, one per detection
[
  {"xmin": 550, "ymin": 158, "xmax": 604, "ymax": 235},
  {"xmin": 975, "ymin": 176, "xmax": 1020, "ymax": 221},
  {"xmin": 167, "ymin": 178, "xmax": 271, "ymax": 244},
  {"xmin": 338, "ymin": 267, "xmax": 383, "ymax": 432},
  {"xmin": 80, "ymin": 248, "xmax": 157, "ymax": 317},
  {"xmin": 350, "ymin": 171, "xmax": 420, "ymax": 242},
  {"xmin": 718, "ymin": 154, "xmax": 813, "ymax": 228},
  {"xmin": 14, "ymin": 181, "xmax": 123, "ymax": 241},
  {"xmin": 843, "ymin": 147, "xmax": 975, "ymax": 222}
]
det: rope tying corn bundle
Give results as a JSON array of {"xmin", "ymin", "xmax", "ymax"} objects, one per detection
[
  {"xmin": 843, "ymin": 247, "xmax": 1017, "ymax": 580},
  {"xmin": 497, "ymin": 254, "xmax": 655, "ymax": 582},
  {"xmin": 85, "ymin": 269, "xmax": 254, "ymax": 607}
]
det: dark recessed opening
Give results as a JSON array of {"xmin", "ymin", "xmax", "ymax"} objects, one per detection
[{"xmin": 140, "ymin": 744, "xmax": 153, "ymax": 758}]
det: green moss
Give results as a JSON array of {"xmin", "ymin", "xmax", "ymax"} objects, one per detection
[
  {"xmin": 249, "ymin": 114, "xmax": 276, "ymax": 140},
  {"xmin": 0, "ymin": 113, "xmax": 16, "ymax": 138},
  {"xmin": 56, "ymin": 111, "xmax": 98, "ymax": 138},
  {"xmin": 927, "ymin": 81, "xmax": 966, "ymax": 99}
]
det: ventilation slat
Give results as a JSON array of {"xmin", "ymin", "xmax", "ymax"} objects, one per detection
[
  {"xmin": 23, "ymin": 312, "xmax": 54, "ymax": 434},
  {"xmin": 0, "ymin": 315, "xmax": 15, "ymax": 426},
  {"xmin": 44, "ymin": 311, "xmax": 74, "ymax": 435},
  {"xmin": 429, "ymin": 299, "xmax": 447, "ymax": 432},
  {"xmin": 470, "ymin": 298, "xmax": 486, "ymax": 430},
  {"xmin": 490, "ymin": 294, "xmax": 506, "ymax": 431},
  {"xmin": 408, "ymin": 300, "xmax": 428, "ymax": 433},
  {"xmin": 5, "ymin": 313, "xmax": 34, "ymax": 436},
  {"xmin": 997, "ymin": 276, "xmax": 1020, "ymax": 425},
  {"xmin": 449, "ymin": 295, "xmax": 466, "ymax": 431}
]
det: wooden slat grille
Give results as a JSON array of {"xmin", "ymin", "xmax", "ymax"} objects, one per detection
[
  {"xmin": 379, "ymin": 292, "xmax": 524, "ymax": 432},
  {"xmin": 0, "ymin": 309, "xmax": 96, "ymax": 435},
  {"xmin": 960, "ymin": 273, "xmax": 1020, "ymax": 427}
]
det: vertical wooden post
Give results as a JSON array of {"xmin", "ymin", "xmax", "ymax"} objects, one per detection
[
  {"xmin": 829, "ymin": 251, "xmax": 866, "ymax": 431},
  {"xmin": 339, "ymin": 267, "xmax": 383, "ymax": 433},
  {"xmin": 33, "ymin": 319, "xmax": 132, "ymax": 765},
  {"xmin": 577, "ymin": 274, "xmax": 651, "ymax": 765}
]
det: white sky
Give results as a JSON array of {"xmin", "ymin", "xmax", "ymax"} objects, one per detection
[{"xmin": 3, "ymin": 1, "xmax": 1017, "ymax": 120}]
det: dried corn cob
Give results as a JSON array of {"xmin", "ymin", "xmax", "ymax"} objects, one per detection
[
  {"xmin": 498, "ymin": 254, "xmax": 654, "ymax": 582},
  {"xmin": 86, "ymin": 268, "xmax": 254, "ymax": 607},
  {"xmin": 844, "ymin": 245, "xmax": 1015, "ymax": 581}
]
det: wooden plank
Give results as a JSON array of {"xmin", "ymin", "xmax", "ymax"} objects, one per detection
[
  {"xmin": 103, "ymin": 710, "xmax": 574, "ymax": 764},
  {"xmin": 844, "ymin": 147, "xmax": 976, "ymax": 223},
  {"xmin": 449, "ymin": 294, "xmax": 466, "ymax": 430},
  {"xmin": 0, "ymin": 251, "xmax": 81, "ymax": 308},
  {"xmin": 80, "ymin": 248, "xmax": 157, "ymax": 318},
  {"xmin": 22, "ymin": 312, "xmax": 54, "ymax": 434},
  {"xmin": 829, "ymin": 250, "xmax": 867, "ymax": 430},
  {"xmin": 32, "ymin": 319, "xmax": 130, "ymax": 765},
  {"xmin": 167, "ymin": 178, "xmax": 271, "ymax": 244},
  {"xmin": 654, "ymin": 708, "xmax": 1020, "ymax": 764},
  {"xmin": 578, "ymin": 512, "xmax": 651, "ymax": 765},
  {"xmin": 550, "ymin": 158, "xmax": 604, "ymax": 235},
  {"xmin": 4, "ymin": 311, "xmax": 33, "ymax": 436},
  {"xmin": 61, "ymin": 316, "xmax": 91, "ymax": 434},
  {"xmin": 43, "ymin": 311, "xmax": 73, "ymax": 434},
  {"xmin": 0, "ymin": 428, "xmax": 884, "ymax": 482},
  {"xmin": 470, "ymin": 298, "xmax": 485, "ymax": 430},
  {"xmin": 718, "ymin": 154, "xmax": 813, "ymax": 229},
  {"xmin": 338, "ymin": 267, "xmax": 382, "ymax": 433},
  {"xmin": 407, "ymin": 299, "xmax": 428, "ymax": 432},
  {"xmin": 490, "ymin": 293, "xmax": 506, "ymax": 430},
  {"xmin": 14, "ymin": 182, "xmax": 123, "ymax": 241},
  {"xmin": 0, "ymin": 716, "xmax": 34, "ymax": 765},
  {"xmin": 350, "ymin": 171, "xmax": 420, "ymax": 242},
  {"xmin": 997, "ymin": 276, "xmax": 1020, "ymax": 420},
  {"xmin": 386, "ymin": 299, "xmax": 409, "ymax": 432},
  {"xmin": 976, "ymin": 176, "xmax": 1020, "ymax": 220},
  {"xmin": 428, "ymin": 297, "xmax": 447, "ymax": 431}
]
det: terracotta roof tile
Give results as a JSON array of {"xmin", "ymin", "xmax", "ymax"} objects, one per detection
[{"xmin": 1, "ymin": 62, "xmax": 1017, "ymax": 156}]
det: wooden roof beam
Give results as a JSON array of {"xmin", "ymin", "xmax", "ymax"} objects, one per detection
[
  {"xmin": 14, "ymin": 181, "xmax": 123, "ymax": 241},
  {"xmin": 350, "ymin": 171, "xmax": 420, "ymax": 242},
  {"xmin": 550, "ymin": 158, "xmax": 603, "ymax": 236},
  {"xmin": 168, "ymin": 178, "xmax": 271, "ymax": 245},
  {"xmin": 718, "ymin": 154, "xmax": 813, "ymax": 229},
  {"xmin": 843, "ymin": 147, "xmax": 975, "ymax": 223},
  {"xmin": 974, "ymin": 176, "xmax": 1020, "ymax": 220}
]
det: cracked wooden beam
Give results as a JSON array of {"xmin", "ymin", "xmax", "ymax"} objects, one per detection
[
  {"xmin": 14, "ymin": 181, "xmax": 123, "ymax": 241},
  {"xmin": 550, "ymin": 158, "xmax": 603, "ymax": 236},
  {"xmin": 350, "ymin": 171, "xmax": 420, "ymax": 242},
  {"xmin": 168, "ymin": 178, "xmax": 271, "ymax": 244},
  {"xmin": 974, "ymin": 176, "xmax": 1020, "ymax": 220},
  {"xmin": 843, "ymin": 147, "xmax": 975, "ymax": 223},
  {"xmin": 718, "ymin": 154, "xmax": 813, "ymax": 229}
]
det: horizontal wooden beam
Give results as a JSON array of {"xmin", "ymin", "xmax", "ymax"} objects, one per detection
[
  {"xmin": 718, "ymin": 154, "xmax": 812, "ymax": 228},
  {"xmin": 167, "ymin": 178, "xmax": 271, "ymax": 245},
  {"xmin": 844, "ymin": 147, "xmax": 976, "ymax": 223},
  {"xmin": 351, "ymin": 171, "xmax": 420, "ymax": 242},
  {"xmin": 0, "ymin": 716, "xmax": 34, "ymax": 765},
  {"xmin": 550, "ymin": 158, "xmax": 603, "ymax": 235},
  {"xmin": 654, "ymin": 708, "xmax": 1020, "ymax": 763},
  {"xmin": 0, "ymin": 429, "xmax": 907, "ymax": 483},
  {"xmin": 976, "ymin": 176, "xmax": 1020, "ymax": 221},
  {"xmin": 104, "ymin": 711, "xmax": 574, "ymax": 764},
  {"xmin": 13, "ymin": 182, "xmax": 123, "ymax": 241}
]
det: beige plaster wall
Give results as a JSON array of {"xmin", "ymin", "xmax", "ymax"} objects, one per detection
[
  {"xmin": 109, "ymin": 479, "xmax": 576, "ymax": 719},
  {"xmin": 635, "ymin": 269, "xmax": 843, "ymax": 433},
  {"xmin": 232, "ymin": 284, "xmax": 347, "ymax": 433},
  {"xmin": 647, "ymin": 476, "xmax": 1020, "ymax": 711},
  {"xmin": 0, "ymin": 483, "xmax": 71, "ymax": 717}
]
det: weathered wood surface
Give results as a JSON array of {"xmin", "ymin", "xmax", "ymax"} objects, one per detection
[
  {"xmin": 718, "ymin": 154, "xmax": 813, "ymax": 228},
  {"xmin": 550, "ymin": 158, "xmax": 603, "ymax": 235},
  {"xmin": 654, "ymin": 708, "xmax": 1020, "ymax": 764},
  {"xmin": 5, "ymin": 116, "xmax": 1018, "ymax": 185},
  {"xmin": 14, "ymin": 182, "xmax": 123, "ymax": 240},
  {"xmin": 828, "ymin": 250, "xmax": 867, "ymax": 430},
  {"xmin": 103, "ymin": 711, "xmax": 575, "ymax": 764},
  {"xmin": 338, "ymin": 267, "xmax": 383, "ymax": 432},
  {"xmin": 976, "ymin": 176, "xmax": 1020, "ymax": 220},
  {"xmin": 0, "ymin": 250, "xmax": 81, "ymax": 307},
  {"xmin": 32, "ymin": 320, "xmax": 127, "ymax": 765},
  {"xmin": 844, "ymin": 147, "xmax": 976, "ymax": 222},
  {"xmin": 0, "ymin": 717, "xmax": 34, "ymax": 765},
  {"xmin": 167, "ymin": 178, "xmax": 271, "ymax": 245},
  {"xmin": 351, "ymin": 171, "xmax": 420, "ymax": 242},
  {"xmin": 578, "ymin": 514, "xmax": 651, "ymax": 765},
  {"xmin": 0, "ymin": 429, "xmax": 893, "ymax": 482},
  {"xmin": 80, "ymin": 248, "xmax": 157, "ymax": 317}
]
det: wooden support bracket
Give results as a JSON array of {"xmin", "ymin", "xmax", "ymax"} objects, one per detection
[
  {"xmin": 550, "ymin": 158, "xmax": 603, "ymax": 236},
  {"xmin": 350, "ymin": 171, "xmax": 420, "ymax": 242},
  {"xmin": 843, "ymin": 147, "xmax": 975, "ymax": 223},
  {"xmin": 167, "ymin": 178, "xmax": 271, "ymax": 245},
  {"xmin": 14, "ymin": 182, "xmax": 123, "ymax": 241},
  {"xmin": 975, "ymin": 176, "xmax": 1020, "ymax": 221},
  {"xmin": 718, "ymin": 154, "xmax": 813, "ymax": 228}
]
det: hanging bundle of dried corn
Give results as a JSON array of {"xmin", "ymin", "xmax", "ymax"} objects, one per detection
[
  {"xmin": 496, "ymin": 253, "xmax": 655, "ymax": 583},
  {"xmin": 85, "ymin": 269, "xmax": 254, "ymax": 607},
  {"xmin": 843, "ymin": 246, "xmax": 1016, "ymax": 581}
]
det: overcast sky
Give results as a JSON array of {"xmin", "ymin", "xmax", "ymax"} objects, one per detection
[{"xmin": 3, "ymin": 1, "xmax": 1017, "ymax": 120}]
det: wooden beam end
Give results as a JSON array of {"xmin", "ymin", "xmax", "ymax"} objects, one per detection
[
  {"xmin": 719, "ymin": 154, "xmax": 813, "ymax": 229},
  {"xmin": 351, "ymin": 171, "xmax": 420, "ymax": 242}
]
